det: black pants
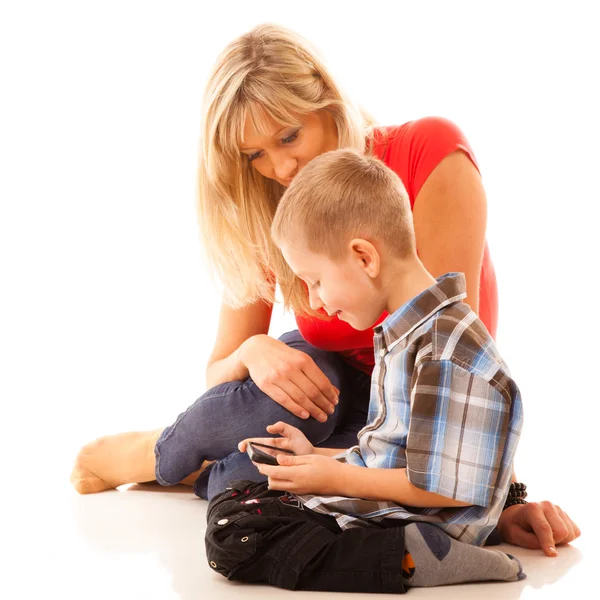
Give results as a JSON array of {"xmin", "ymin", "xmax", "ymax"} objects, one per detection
[{"xmin": 205, "ymin": 480, "xmax": 409, "ymax": 594}]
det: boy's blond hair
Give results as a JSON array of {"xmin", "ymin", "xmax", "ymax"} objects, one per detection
[{"xmin": 272, "ymin": 150, "xmax": 416, "ymax": 283}]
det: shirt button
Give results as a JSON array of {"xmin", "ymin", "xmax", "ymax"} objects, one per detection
[
  {"xmin": 217, "ymin": 518, "xmax": 229, "ymax": 525},
  {"xmin": 379, "ymin": 349, "xmax": 386, "ymax": 357}
]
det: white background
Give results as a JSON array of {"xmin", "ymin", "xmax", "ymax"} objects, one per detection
[{"xmin": 1, "ymin": 1, "xmax": 599, "ymax": 597}]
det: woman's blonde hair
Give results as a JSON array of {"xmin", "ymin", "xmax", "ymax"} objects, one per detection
[
  {"xmin": 272, "ymin": 149, "xmax": 416, "ymax": 262},
  {"xmin": 197, "ymin": 23, "xmax": 375, "ymax": 316}
]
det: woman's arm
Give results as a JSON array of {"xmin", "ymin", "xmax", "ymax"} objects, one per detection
[
  {"xmin": 205, "ymin": 297, "xmax": 273, "ymax": 389},
  {"xmin": 412, "ymin": 150, "xmax": 487, "ymax": 314},
  {"xmin": 412, "ymin": 150, "xmax": 582, "ymax": 553},
  {"xmin": 205, "ymin": 298, "xmax": 338, "ymax": 419}
]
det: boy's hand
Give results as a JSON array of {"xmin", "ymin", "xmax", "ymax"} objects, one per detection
[
  {"xmin": 238, "ymin": 422, "xmax": 315, "ymax": 457},
  {"xmin": 254, "ymin": 453, "xmax": 348, "ymax": 495}
]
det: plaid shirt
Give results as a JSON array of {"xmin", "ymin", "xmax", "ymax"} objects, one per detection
[{"xmin": 298, "ymin": 273, "xmax": 524, "ymax": 546}]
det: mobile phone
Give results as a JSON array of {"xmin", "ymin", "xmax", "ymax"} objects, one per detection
[{"xmin": 247, "ymin": 442, "xmax": 295, "ymax": 466}]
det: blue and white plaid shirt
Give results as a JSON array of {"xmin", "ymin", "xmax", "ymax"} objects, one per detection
[{"xmin": 298, "ymin": 273, "xmax": 524, "ymax": 546}]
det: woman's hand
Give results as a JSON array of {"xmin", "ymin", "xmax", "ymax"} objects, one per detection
[
  {"xmin": 497, "ymin": 500, "xmax": 581, "ymax": 556},
  {"xmin": 254, "ymin": 453, "xmax": 348, "ymax": 496},
  {"xmin": 238, "ymin": 422, "xmax": 315, "ymax": 457},
  {"xmin": 239, "ymin": 334, "xmax": 339, "ymax": 421}
]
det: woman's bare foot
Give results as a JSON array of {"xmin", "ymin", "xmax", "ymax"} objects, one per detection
[{"xmin": 70, "ymin": 429, "xmax": 163, "ymax": 494}]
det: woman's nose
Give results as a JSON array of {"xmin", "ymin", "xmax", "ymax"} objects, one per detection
[
  {"xmin": 273, "ymin": 156, "xmax": 297, "ymax": 181},
  {"xmin": 308, "ymin": 288, "xmax": 323, "ymax": 311}
]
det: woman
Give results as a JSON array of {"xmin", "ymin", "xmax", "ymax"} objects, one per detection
[{"xmin": 71, "ymin": 23, "xmax": 579, "ymax": 556}]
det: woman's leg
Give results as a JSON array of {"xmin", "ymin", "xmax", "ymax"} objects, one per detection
[
  {"xmin": 71, "ymin": 331, "xmax": 358, "ymax": 494},
  {"xmin": 154, "ymin": 330, "xmax": 347, "ymax": 486},
  {"xmin": 198, "ymin": 359, "xmax": 372, "ymax": 500}
]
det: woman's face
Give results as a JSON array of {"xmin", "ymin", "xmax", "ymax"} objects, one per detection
[{"xmin": 240, "ymin": 110, "xmax": 338, "ymax": 187}]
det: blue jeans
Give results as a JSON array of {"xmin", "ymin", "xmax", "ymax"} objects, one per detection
[{"xmin": 154, "ymin": 330, "xmax": 371, "ymax": 500}]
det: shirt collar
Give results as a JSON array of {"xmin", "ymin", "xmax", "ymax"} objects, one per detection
[{"xmin": 374, "ymin": 272, "xmax": 467, "ymax": 350}]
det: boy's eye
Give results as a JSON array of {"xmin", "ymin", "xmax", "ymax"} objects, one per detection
[{"xmin": 281, "ymin": 130, "xmax": 299, "ymax": 144}]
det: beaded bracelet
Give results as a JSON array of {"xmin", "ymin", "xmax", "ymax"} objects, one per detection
[{"xmin": 503, "ymin": 482, "xmax": 528, "ymax": 511}]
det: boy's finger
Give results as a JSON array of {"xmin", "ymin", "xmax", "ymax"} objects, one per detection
[
  {"xmin": 276, "ymin": 454, "xmax": 312, "ymax": 466},
  {"xmin": 277, "ymin": 454, "xmax": 295, "ymax": 466},
  {"xmin": 266, "ymin": 421, "xmax": 288, "ymax": 432},
  {"xmin": 267, "ymin": 422, "xmax": 300, "ymax": 439},
  {"xmin": 255, "ymin": 463, "xmax": 297, "ymax": 478},
  {"xmin": 267, "ymin": 477, "xmax": 292, "ymax": 491}
]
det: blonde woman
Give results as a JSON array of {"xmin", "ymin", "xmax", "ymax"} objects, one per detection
[{"xmin": 71, "ymin": 23, "xmax": 579, "ymax": 556}]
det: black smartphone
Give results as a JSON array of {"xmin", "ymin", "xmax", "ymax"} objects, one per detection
[{"xmin": 247, "ymin": 442, "xmax": 295, "ymax": 466}]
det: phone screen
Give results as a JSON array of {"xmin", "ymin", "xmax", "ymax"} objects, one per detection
[
  {"xmin": 251, "ymin": 442, "xmax": 294, "ymax": 456},
  {"xmin": 247, "ymin": 442, "xmax": 295, "ymax": 465}
]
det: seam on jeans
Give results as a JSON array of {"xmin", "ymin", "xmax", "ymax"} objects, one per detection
[
  {"xmin": 154, "ymin": 442, "xmax": 174, "ymax": 486},
  {"xmin": 275, "ymin": 523, "xmax": 329, "ymax": 586},
  {"xmin": 215, "ymin": 450, "xmax": 245, "ymax": 466}
]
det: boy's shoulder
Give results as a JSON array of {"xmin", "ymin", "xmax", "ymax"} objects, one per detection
[{"xmin": 408, "ymin": 301, "xmax": 513, "ymax": 396}]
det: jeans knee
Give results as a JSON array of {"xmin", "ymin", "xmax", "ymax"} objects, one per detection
[{"xmin": 292, "ymin": 417, "xmax": 337, "ymax": 445}]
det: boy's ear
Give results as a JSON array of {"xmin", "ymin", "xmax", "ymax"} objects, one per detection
[{"xmin": 349, "ymin": 239, "xmax": 380, "ymax": 278}]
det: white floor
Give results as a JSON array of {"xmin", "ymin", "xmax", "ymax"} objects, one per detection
[{"xmin": 8, "ymin": 480, "xmax": 592, "ymax": 600}]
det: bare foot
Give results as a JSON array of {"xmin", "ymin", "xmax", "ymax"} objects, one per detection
[{"xmin": 71, "ymin": 429, "xmax": 163, "ymax": 494}]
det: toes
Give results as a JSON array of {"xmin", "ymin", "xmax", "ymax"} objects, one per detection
[
  {"xmin": 71, "ymin": 466, "xmax": 113, "ymax": 494},
  {"xmin": 73, "ymin": 475, "xmax": 113, "ymax": 494}
]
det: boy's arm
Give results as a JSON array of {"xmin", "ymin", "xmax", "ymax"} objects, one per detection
[
  {"xmin": 287, "ymin": 446, "xmax": 466, "ymax": 506},
  {"xmin": 339, "ymin": 464, "xmax": 472, "ymax": 508},
  {"xmin": 257, "ymin": 454, "xmax": 472, "ymax": 508},
  {"xmin": 310, "ymin": 448, "xmax": 463, "ymax": 507},
  {"xmin": 313, "ymin": 447, "xmax": 349, "ymax": 457}
]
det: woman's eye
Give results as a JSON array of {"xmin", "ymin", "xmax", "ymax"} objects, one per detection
[
  {"xmin": 282, "ymin": 130, "xmax": 299, "ymax": 144},
  {"xmin": 248, "ymin": 151, "xmax": 262, "ymax": 162}
]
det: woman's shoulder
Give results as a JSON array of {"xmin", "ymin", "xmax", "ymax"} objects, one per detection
[
  {"xmin": 372, "ymin": 116, "xmax": 469, "ymax": 155},
  {"xmin": 371, "ymin": 116, "xmax": 478, "ymax": 203}
]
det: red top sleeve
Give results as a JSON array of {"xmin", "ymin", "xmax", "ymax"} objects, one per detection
[
  {"xmin": 374, "ymin": 116, "xmax": 480, "ymax": 207},
  {"xmin": 296, "ymin": 117, "xmax": 497, "ymax": 374}
]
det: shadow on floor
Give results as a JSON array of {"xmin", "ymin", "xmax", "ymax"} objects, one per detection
[{"xmin": 72, "ymin": 485, "xmax": 583, "ymax": 599}]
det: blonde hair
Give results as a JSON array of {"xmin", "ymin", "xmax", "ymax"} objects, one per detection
[
  {"xmin": 272, "ymin": 149, "xmax": 416, "ymax": 294},
  {"xmin": 197, "ymin": 23, "xmax": 375, "ymax": 316}
]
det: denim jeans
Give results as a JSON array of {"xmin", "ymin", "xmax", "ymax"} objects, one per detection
[{"xmin": 154, "ymin": 330, "xmax": 371, "ymax": 500}]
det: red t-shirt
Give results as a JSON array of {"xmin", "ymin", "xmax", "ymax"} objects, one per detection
[{"xmin": 295, "ymin": 116, "xmax": 498, "ymax": 374}]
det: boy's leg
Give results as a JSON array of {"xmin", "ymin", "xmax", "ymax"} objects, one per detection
[
  {"xmin": 294, "ymin": 522, "xmax": 524, "ymax": 591},
  {"xmin": 206, "ymin": 483, "xmax": 524, "ymax": 593},
  {"xmin": 205, "ymin": 480, "xmax": 407, "ymax": 594},
  {"xmin": 402, "ymin": 522, "xmax": 525, "ymax": 588}
]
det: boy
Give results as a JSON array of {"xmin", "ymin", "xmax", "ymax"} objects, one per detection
[{"xmin": 205, "ymin": 149, "xmax": 525, "ymax": 593}]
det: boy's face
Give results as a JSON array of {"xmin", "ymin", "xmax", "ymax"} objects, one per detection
[{"xmin": 281, "ymin": 242, "xmax": 385, "ymax": 331}]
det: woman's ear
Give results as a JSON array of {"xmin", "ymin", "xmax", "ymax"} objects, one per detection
[{"xmin": 349, "ymin": 239, "xmax": 380, "ymax": 279}]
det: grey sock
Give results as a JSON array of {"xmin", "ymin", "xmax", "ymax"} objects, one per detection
[{"xmin": 403, "ymin": 522, "xmax": 526, "ymax": 587}]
